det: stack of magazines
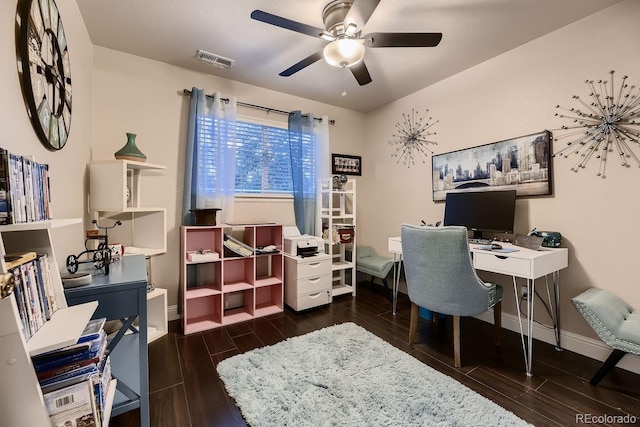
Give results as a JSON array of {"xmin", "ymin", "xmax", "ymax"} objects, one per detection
[{"xmin": 34, "ymin": 318, "xmax": 112, "ymax": 427}]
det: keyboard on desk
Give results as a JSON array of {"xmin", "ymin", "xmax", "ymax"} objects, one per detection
[{"xmin": 468, "ymin": 238, "xmax": 493, "ymax": 245}]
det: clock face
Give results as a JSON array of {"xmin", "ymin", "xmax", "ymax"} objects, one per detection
[{"xmin": 17, "ymin": 0, "xmax": 72, "ymax": 151}]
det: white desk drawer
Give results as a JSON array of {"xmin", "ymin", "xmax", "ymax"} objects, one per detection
[
  {"xmin": 288, "ymin": 256, "xmax": 331, "ymax": 279},
  {"xmin": 388, "ymin": 237, "xmax": 402, "ymax": 254},
  {"xmin": 293, "ymin": 290, "xmax": 331, "ymax": 311},
  {"xmin": 474, "ymin": 252, "xmax": 531, "ymax": 277},
  {"xmin": 297, "ymin": 274, "xmax": 331, "ymax": 294}
]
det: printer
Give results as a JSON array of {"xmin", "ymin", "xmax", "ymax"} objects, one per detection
[{"xmin": 283, "ymin": 226, "xmax": 324, "ymax": 257}]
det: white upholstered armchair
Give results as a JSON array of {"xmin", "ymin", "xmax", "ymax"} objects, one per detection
[{"xmin": 401, "ymin": 224, "xmax": 503, "ymax": 367}]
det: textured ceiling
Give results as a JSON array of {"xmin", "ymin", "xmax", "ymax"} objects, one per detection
[{"xmin": 77, "ymin": 0, "xmax": 621, "ymax": 113}]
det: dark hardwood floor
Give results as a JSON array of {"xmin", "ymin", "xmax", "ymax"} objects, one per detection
[{"xmin": 111, "ymin": 283, "xmax": 640, "ymax": 427}]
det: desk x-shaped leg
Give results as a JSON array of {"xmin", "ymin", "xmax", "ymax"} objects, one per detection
[{"xmin": 108, "ymin": 316, "xmax": 141, "ymax": 401}]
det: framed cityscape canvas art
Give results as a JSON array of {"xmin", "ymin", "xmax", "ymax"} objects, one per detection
[{"xmin": 432, "ymin": 130, "xmax": 552, "ymax": 201}]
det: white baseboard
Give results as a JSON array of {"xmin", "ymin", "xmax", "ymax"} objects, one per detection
[
  {"xmin": 475, "ymin": 310, "xmax": 640, "ymax": 375},
  {"xmin": 168, "ymin": 304, "xmax": 180, "ymax": 322}
]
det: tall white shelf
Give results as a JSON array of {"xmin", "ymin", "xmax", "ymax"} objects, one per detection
[
  {"xmin": 89, "ymin": 160, "xmax": 168, "ymax": 343},
  {"xmin": 0, "ymin": 219, "xmax": 101, "ymax": 426},
  {"xmin": 317, "ymin": 178, "xmax": 357, "ymax": 297}
]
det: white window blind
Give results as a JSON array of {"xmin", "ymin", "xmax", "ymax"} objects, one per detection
[{"xmin": 196, "ymin": 117, "xmax": 315, "ymax": 195}]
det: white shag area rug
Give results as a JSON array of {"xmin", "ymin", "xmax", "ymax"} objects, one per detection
[{"xmin": 217, "ymin": 322, "xmax": 532, "ymax": 427}]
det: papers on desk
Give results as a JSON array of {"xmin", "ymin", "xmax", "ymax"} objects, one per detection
[{"xmin": 476, "ymin": 245, "xmax": 519, "ymax": 253}]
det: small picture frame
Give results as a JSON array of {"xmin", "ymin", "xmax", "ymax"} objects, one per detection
[{"xmin": 332, "ymin": 154, "xmax": 362, "ymax": 176}]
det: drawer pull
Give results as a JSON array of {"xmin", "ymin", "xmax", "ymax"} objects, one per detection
[
  {"xmin": 308, "ymin": 277, "xmax": 321, "ymax": 283},
  {"xmin": 495, "ymin": 255, "xmax": 508, "ymax": 260}
]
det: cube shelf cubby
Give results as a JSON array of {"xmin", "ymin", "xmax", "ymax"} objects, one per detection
[{"xmin": 89, "ymin": 160, "xmax": 167, "ymax": 256}]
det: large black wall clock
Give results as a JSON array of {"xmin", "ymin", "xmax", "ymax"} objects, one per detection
[{"xmin": 16, "ymin": 0, "xmax": 72, "ymax": 151}]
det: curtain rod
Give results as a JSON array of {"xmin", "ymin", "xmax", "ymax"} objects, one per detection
[{"xmin": 181, "ymin": 89, "xmax": 335, "ymax": 125}]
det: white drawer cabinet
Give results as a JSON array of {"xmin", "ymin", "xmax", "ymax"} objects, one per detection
[{"xmin": 285, "ymin": 254, "xmax": 331, "ymax": 311}]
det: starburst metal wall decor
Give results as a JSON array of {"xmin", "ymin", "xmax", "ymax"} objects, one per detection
[
  {"xmin": 552, "ymin": 70, "xmax": 640, "ymax": 177},
  {"xmin": 389, "ymin": 108, "xmax": 438, "ymax": 168}
]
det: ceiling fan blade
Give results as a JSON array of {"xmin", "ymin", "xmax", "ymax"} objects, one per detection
[
  {"xmin": 279, "ymin": 51, "xmax": 324, "ymax": 77},
  {"xmin": 345, "ymin": 0, "xmax": 381, "ymax": 29},
  {"xmin": 364, "ymin": 32, "xmax": 443, "ymax": 48},
  {"xmin": 350, "ymin": 61, "xmax": 372, "ymax": 86},
  {"xmin": 251, "ymin": 10, "xmax": 325, "ymax": 38}
]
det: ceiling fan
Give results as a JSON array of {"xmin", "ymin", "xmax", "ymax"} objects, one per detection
[{"xmin": 250, "ymin": 0, "xmax": 442, "ymax": 86}]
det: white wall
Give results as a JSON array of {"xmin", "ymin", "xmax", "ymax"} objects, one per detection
[
  {"xmin": 360, "ymin": 0, "xmax": 640, "ymax": 351},
  {"xmin": 91, "ymin": 46, "xmax": 367, "ymax": 308},
  {"xmin": 0, "ymin": 0, "xmax": 94, "ymax": 265}
]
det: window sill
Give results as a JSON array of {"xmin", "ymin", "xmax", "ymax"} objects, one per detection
[{"xmin": 235, "ymin": 193, "xmax": 293, "ymax": 201}]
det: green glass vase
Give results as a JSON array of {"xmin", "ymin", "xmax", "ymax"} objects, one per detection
[{"xmin": 114, "ymin": 133, "xmax": 147, "ymax": 162}]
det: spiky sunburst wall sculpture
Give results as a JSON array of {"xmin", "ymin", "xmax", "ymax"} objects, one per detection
[
  {"xmin": 389, "ymin": 108, "xmax": 438, "ymax": 167},
  {"xmin": 552, "ymin": 70, "xmax": 640, "ymax": 177}
]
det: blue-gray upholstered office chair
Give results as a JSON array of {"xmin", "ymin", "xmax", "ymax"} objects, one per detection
[
  {"xmin": 572, "ymin": 288, "xmax": 640, "ymax": 385},
  {"xmin": 401, "ymin": 224, "xmax": 503, "ymax": 368}
]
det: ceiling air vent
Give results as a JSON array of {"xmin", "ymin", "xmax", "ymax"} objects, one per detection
[{"xmin": 196, "ymin": 49, "xmax": 234, "ymax": 69}]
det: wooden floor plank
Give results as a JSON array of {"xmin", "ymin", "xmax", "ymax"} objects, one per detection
[
  {"xmin": 148, "ymin": 333, "xmax": 182, "ymax": 393},
  {"xmin": 149, "ymin": 385, "xmax": 191, "ymax": 427},
  {"xmin": 246, "ymin": 316, "xmax": 286, "ymax": 346},
  {"xmin": 175, "ymin": 334, "xmax": 236, "ymax": 427},
  {"xmin": 201, "ymin": 327, "xmax": 236, "ymax": 356},
  {"xmin": 231, "ymin": 332, "xmax": 264, "ymax": 354},
  {"xmin": 538, "ymin": 379, "xmax": 636, "ymax": 419}
]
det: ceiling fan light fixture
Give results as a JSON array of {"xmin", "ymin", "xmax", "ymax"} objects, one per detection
[{"xmin": 323, "ymin": 37, "xmax": 365, "ymax": 68}]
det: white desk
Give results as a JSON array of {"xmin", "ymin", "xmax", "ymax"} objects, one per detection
[{"xmin": 388, "ymin": 236, "xmax": 568, "ymax": 376}]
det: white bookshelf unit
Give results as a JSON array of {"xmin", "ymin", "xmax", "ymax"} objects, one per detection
[
  {"xmin": 89, "ymin": 159, "xmax": 168, "ymax": 343},
  {"xmin": 317, "ymin": 178, "xmax": 357, "ymax": 297},
  {"xmin": 0, "ymin": 219, "xmax": 103, "ymax": 427},
  {"xmin": 180, "ymin": 224, "xmax": 284, "ymax": 334}
]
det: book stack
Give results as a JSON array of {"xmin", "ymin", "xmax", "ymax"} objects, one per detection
[
  {"xmin": 7, "ymin": 251, "xmax": 58, "ymax": 340},
  {"xmin": 0, "ymin": 148, "xmax": 51, "ymax": 225},
  {"xmin": 223, "ymin": 234, "xmax": 254, "ymax": 257},
  {"xmin": 35, "ymin": 318, "xmax": 112, "ymax": 427}
]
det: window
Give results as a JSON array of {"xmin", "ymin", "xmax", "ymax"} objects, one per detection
[
  {"xmin": 235, "ymin": 121, "xmax": 292, "ymax": 194},
  {"xmin": 196, "ymin": 117, "xmax": 315, "ymax": 195}
]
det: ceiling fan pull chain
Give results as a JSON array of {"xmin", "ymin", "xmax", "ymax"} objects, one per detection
[{"xmin": 341, "ymin": 67, "xmax": 348, "ymax": 97}]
